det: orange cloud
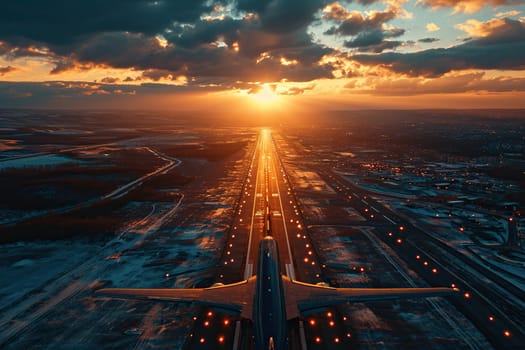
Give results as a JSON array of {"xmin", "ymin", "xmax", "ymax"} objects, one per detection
[
  {"xmin": 417, "ymin": 0, "xmax": 524, "ymax": 14},
  {"xmin": 455, "ymin": 18, "xmax": 510, "ymax": 37},
  {"xmin": 346, "ymin": 71, "xmax": 525, "ymax": 95},
  {"xmin": 426, "ymin": 22, "xmax": 440, "ymax": 32},
  {"xmin": 0, "ymin": 65, "xmax": 16, "ymax": 76}
]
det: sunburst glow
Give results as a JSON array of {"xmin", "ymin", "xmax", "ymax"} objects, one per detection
[{"xmin": 250, "ymin": 84, "xmax": 280, "ymax": 106}]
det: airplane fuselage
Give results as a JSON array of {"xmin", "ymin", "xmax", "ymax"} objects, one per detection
[{"xmin": 254, "ymin": 236, "xmax": 287, "ymax": 350}]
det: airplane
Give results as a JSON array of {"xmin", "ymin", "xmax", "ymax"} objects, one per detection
[{"xmin": 97, "ymin": 236, "xmax": 458, "ymax": 350}]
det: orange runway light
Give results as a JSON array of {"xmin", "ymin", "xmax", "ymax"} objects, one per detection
[
  {"xmin": 334, "ymin": 337, "xmax": 340, "ymax": 343},
  {"xmin": 315, "ymin": 337, "xmax": 321, "ymax": 343},
  {"xmin": 464, "ymin": 292, "xmax": 471, "ymax": 299},
  {"xmin": 504, "ymin": 330, "xmax": 511, "ymax": 337},
  {"xmin": 200, "ymin": 338, "xmax": 205, "ymax": 343},
  {"xmin": 309, "ymin": 319, "xmax": 316, "ymax": 326}
]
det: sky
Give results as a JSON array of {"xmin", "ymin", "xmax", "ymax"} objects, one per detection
[{"xmin": 0, "ymin": 0, "xmax": 524, "ymax": 111}]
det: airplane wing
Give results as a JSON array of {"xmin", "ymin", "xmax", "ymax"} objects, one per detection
[
  {"xmin": 283, "ymin": 277, "xmax": 457, "ymax": 319},
  {"xmin": 96, "ymin": 276, "xmax": 256, "ymax": 319}
]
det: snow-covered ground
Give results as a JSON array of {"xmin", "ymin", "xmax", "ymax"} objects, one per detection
[{"xmin": 0, "ymin": 154, "xmax": 82, "ymax": 169}]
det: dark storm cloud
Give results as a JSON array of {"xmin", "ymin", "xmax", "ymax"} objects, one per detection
[
  {"xmin": 344, "ymin": 28, "xmax": 405, "ymax": 52},
  {"xmin": 0, "ymin": 0, "xmax": 215, "ymax": 45},
  {"xmin": 237, "ymin": 0, "xmax": 328, "ymax": 33},
  {"xmin": 349, "ymin": 40, "xmax": 403, "ymax": 53},
  {"xmin": 353, "ymin": 18, "xmax": 525, "ymax": 76},
  {"xmin": 0, "ymin": 0, "xmax": 337, "ymax": 84}
]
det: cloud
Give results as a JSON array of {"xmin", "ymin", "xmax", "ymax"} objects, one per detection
[
  {"xmin": 323, "ymin": 3, "xmax": 399, "ymax": 36},
  {"xmin": 99, "ymin": 77, "xmax": 120, "ymax": 84},
  {"xmin": 353, "ymin": 18, "xmax": 525, "ymax": 76},
  {"xmin": 344, "ymin": 28, "xmax": 405, "ymax": 52},
  {"xmin": 278, "ymin": 84, "xmax": 315, "ymax": 95},
  {"xmin": 455, "ymin": 17, "xmax": 521, "ymax": 37},
  {"xmin": 347, "ymin": 72, "xmax": 525, "ymax": 95},
  {"xmin": 0, "ymin": 1, "xmax": 336, "ymax": 85},
  {"xmin": 418, "ymin": 37, "xmax": 440, "ymax": 43},
  {"xmin": 0, "ymin": 81, "xmax": 219, "ymax": 109},
  {"xmin": 426, "ymin": 22, "xmax": 440, "ymax": 32},
  {"xmin": 416, "ymin": 0, "xmax": 525, "ymax": 14},
  {"xmin": 0, "ymin": 1, "xmax": 215, "ymax": 45},
  {"xmin": 496, "ymin": 10, "xmax": 522, "ymax": 17},
  {"xmin": 0, "ymin": 65, "xmax": 16, "ymax": 76}
]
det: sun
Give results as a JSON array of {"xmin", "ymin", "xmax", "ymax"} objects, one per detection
[{"xmin": 249, "ymin": 84, "xmax": 280, "ymax": 106}]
